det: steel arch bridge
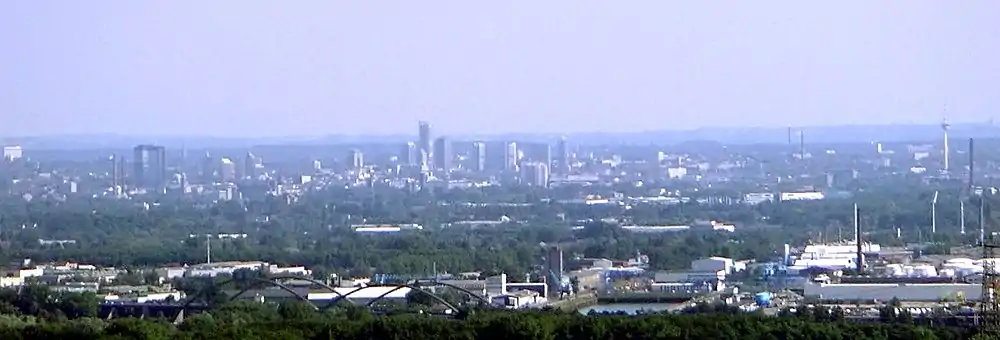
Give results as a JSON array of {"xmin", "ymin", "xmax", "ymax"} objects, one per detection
[
  {"xmin": 181, "ymin": 275, "xmax": 490, "ymax": 312},
  {"xmin": 181, "ymin": 274, "xmax": 349, "ymax": 311},
  {"xmin": 317, "ymin": 280, "xmax": 491, "ymax": 311}
]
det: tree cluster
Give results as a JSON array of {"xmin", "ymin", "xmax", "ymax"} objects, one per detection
[
  {"xmin": 0, "ymin": 304, "xmax": 980, "ymax": 340},
  {"xmin": 0, "ymin": 183, "xmax": 993, "ymax": 277}
]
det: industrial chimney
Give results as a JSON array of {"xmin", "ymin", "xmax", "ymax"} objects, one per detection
[
  {"xmin": 854, "ymin": 203, "xmax": 864, "ymax": 273},
  {"xmin": 942, "ymin": 118, "xmax": 951, "ymax": 172},
  {"xmin": 969, "ymin": 138, "xmax": 975, "ymax": 193},
  {"xmin": 783, "ymin": 244, "xmax": 791, "ymax": 265},
  {"xmin": 799, "ymin": 130, "xmax": 805, "ymax": 159}
]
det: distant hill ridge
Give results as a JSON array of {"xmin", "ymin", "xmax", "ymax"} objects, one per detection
[{"xmin": 3, "ymin": 123, "xmax": 998, "ymax": 149}]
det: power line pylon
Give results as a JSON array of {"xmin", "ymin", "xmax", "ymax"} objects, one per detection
[{"xmin": 980, "ymin": 198, "xmax": 1000, "ymax": 335}]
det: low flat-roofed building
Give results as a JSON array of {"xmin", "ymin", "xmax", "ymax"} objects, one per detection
[
  {"xmin": 804, "ymin": 282, "xmax": 981, "ymax": 301},
  {"xmin": 308, "ymin": 286, "xmax": 412, "ymax": 305},
  {"xmin": 0, "ymin": 276, "xmax": 24, "ymax": 288},
  {"xmin": 491, "ymin": 290, "xmax": 544, "ymax": 309},
  {"xmin": 653, "ymin": 270, "xmax": 726, "ymax": 284},
  {"xmin": 185, "ymin": 261, "xmax": 268, "ymax": 277}
]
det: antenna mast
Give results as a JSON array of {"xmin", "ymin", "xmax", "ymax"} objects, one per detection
[
  {"xmin": 962, "ymin": 200, "xmax": 967, "ymax": 235},
  {"xmin": 854, "ymin": 203, "xmax": 863, "ymax": 273},
  {"xmin": 206, "ymin": 234, "xmax": 212, "ymax": 264},
  {"xmin": 932, "ymin": 191, "xmax": 939, "ymax": 234}
]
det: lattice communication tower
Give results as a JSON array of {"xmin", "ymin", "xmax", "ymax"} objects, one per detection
[{"xmin": 980, "ymin": 199, "xmax": 1000, "ymax": 333}]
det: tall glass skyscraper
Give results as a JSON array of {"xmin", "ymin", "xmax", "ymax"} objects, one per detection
[{"xmin": 133, "ymin": 144, "xmax": 166, "ymax": 189}]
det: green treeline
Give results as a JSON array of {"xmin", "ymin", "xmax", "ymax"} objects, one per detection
[
  {"xmin": 0, "ymin": 308, "xmax": 981, "ymax": 340},
  {"xmin": 0, "ymin": 283, "xmax": 988, "ymax": 339},
  {"xmin": 3, "ymin": 189, "xmax": 994, "ymax": 275}
]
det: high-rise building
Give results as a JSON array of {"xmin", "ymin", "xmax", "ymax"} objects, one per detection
[
  {"xmin": 3, "ymin": 146, "xmax": 22, "ymax": 162},
  {"xmin": 243, "ymin": 152, "xmax": 257, "ymax": 180},
  {"xmin": 540, "ymin": 143, "xmax": 552, "ymax": 170},
  {"xmin": 200, "ymin": 151, "xmax": 214, "ymax": 183},
  {"xmin": 432, "ymin": 137, "xmax": 451, "ymax": 172},
  {"xmin": 555, "ymin": 137, "xmax": 569, "ymax": 175},
  {"xmin": 521, "ymin": 162, "xmax": 550, "ymax": 188},
  {"xmin": 111, "ymin": 154, "xmax": 126, "ymax": 188},
  {"xmin": 472, "ymin": 142, "xmax": 486, "ymax": 172},
  {"xmin": 219, "ymin": 158, "xmax": 236, "ymax": 183},
  {"xmin": 504, "ymin": 142, "xmax": 519, "ymax": 172},
  {"xmin": 418, "ymin": 121, "xmax": 431, "ymax": 159},
  {"xmin": 133, "ymin": 145, "xmax": 167, "ymax": 189},
  {"xmin": 401, "ymin": 142, "xmax": 418, "ymax": 166},
  {"xmin": 349, "ymin": 149, "xmax": 364, "ymax": 170},
  {"xmin": 419, "ymin": 149, "xmax": 430, "ymax": 173}
]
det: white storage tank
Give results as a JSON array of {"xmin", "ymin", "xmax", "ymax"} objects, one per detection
[
  {"xmin": 912, "ymin": 265, "xmax": 937, "ymax": 278},
  {"xmin": 952, "ymin": 265, "xmax": 978, "ymax": 279},
  {"xmin": 947, "ymin": 258, "xmax": 975, "ymax": 265},
  {"xmin": 974, "ymin": 258, "xmax": 1000, "ymax": 267},
  {"xmin": 942, "ymin": 262, "xmax": 965, "ymax": 271},
  {"xmin": 902, "ymin": 266, "xmax": 915, "ymax": 277},
  {"xmin": 885, "ymin": 264, "xmax": 905, "ymax": 277}
]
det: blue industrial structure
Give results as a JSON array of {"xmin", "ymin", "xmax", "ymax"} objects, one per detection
[
  {"xmin": 754, "ymin": 292, "xmax": 772, "ymax": 307},
  {"xmin": 544, "ymin": 246, "xmax": 566, "ymax": 296}
]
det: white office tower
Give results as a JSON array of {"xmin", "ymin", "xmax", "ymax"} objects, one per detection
[
  {"xmin": 219, "ymin": 158, "xmax": 236, "ymax": 183},
  {"xmin": 3, "ymin": 145, "xmax": 22, "ymax": 161},
  {"xmin": 521, "ymin": 162, "xmax": 550, "ymax": 188},
  {"xmin": 504, "ymin": 142, "xmax": 519, "ymax": 171},
  {"xmin": 402, "ymin": 142, "xmax": 419, "ymax": 166},
  {"xmin": 418, "ymin": 121, "xmax": 431, "ymax": 159},
  {"xmin": 349, "ymin": 149, "xmax": 364, "ymax": 170},
  {"xmin": 472, "ymin": 142, "xmax": 486, "ymax": 172}
]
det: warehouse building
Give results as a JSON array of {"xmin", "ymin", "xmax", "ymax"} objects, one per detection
[
  {"xmin": 691, "ymin": 257, "xmax": 735, "ymax": 274},
  {"xmin": 803, "ymin": 281, "xmax": 980, "ymax": 301}
]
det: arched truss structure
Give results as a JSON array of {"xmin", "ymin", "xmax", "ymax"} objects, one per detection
[
  {"xmin": 413, "ymin": 280, "xmax": 492, "ymax": 305},
  {"xmin": 181, "ymin": 274, "xmax": 351, "ymax": 311},
  {"xmin": 319, "ymin": 280, "xmax": 491, "ymax": 311},
  {"xmin": 182, "ymin": 276, "xmax": 491, "ymax": 312}
]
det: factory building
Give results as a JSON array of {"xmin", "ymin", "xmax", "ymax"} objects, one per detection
[
  {"xmin": 491, "ymin": 290, "xmax": 545, "ymax": 309},
  {"xmin": 649, "ymin": 257, "xmax": 746, "ymax": 292},
  {"xmin": 691, "ymin": 257, "xmax": 735, "ymax": 274},
  {"xmin": 307, "ymin": 286, "xmax": 412, "ymax": 305},
  {"xmin": 804, "ymin": 281, "xmax": 980, "ymax": 302},
  {"xmin": 788, "ymin": 243, "xmax": 881, "ymax": 271}
]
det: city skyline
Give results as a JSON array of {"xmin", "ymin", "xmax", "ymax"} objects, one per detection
[{"xmin": 4, "ymin": 1, "xmax": 998, "ymax": 137}]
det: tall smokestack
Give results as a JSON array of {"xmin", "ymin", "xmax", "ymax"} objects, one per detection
[
  {"xmin": 787, "ymin": 126, "xmax": 793, "ymax": 153},
  {"xmin": 855, "ymin": 203, "xmax": 863, "ymax": 273},
  {"xmin": 799, "ymin": 130, "xmax": 805, "ymax": 159},
  {"xmin": 783, "ymin": 244, "xmax": 790, "ymax": 265},
  {"xmin": 969, "ymin": 138, "xmax": 975, "ymax": 193},
  {"xmin": 942, "ymin": 118, "xmax": 951, "ymax": 172}
]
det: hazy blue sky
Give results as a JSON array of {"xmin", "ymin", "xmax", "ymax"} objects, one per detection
[{"xmin": 3, "ymin": 1, "xmax": 998, "ymax": 137}]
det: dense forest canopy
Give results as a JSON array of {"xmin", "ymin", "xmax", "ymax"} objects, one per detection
[{"xmin": 0, "ymin": 184, "xmax": 993, "ymax": 277}]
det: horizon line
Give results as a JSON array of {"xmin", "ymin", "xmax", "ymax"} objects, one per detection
[{"xmin": 3, "ymin": 121, "xmax": 996, "ymax": 141}]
